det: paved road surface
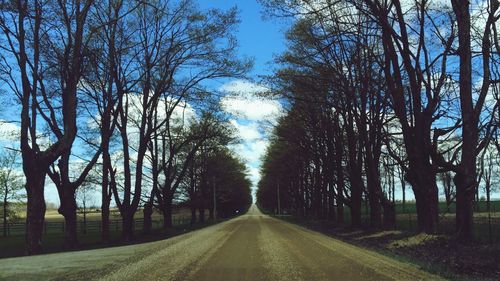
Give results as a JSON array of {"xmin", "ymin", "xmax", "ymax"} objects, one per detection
[{"xmin": 0, "ymin": 205, "xmax": 443, "ymax": 280}]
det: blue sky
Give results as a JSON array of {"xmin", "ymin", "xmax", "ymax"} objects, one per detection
[{"xmin": 199, "ymin": 0, "xmax": 286, "ymax": 77}]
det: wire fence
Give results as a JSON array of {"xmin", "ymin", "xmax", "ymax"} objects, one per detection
[
  {"xmin": 395, "ymin": 203, "xmax": 500, "ymax": 243},
  {"xmin": 0, "ymin": 216, "xmax": 193, "ymax": 237}
]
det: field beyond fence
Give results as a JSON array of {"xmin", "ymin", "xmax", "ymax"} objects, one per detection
[{"xmin": 0, "ymin": 208, "xmax": 203, "ymax": 258}]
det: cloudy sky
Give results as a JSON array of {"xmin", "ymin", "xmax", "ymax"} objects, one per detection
[{"xmin": 219, "ymin": 80, "xmax": 284, "ymax": 197}]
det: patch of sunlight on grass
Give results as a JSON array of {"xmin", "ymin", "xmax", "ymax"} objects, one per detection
[
  {"xmin": 388, "ymin": 233, "xmax": 443, "ymax": 249},
  {"xmin": 355, "ymin": 230, "xmax": 403, "ymax": 240}
]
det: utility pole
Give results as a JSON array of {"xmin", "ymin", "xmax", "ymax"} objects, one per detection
[{"xmin": 277, "ymin": 178, "xmax": 281, "ymax": 215}]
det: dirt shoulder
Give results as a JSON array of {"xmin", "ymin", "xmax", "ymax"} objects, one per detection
[{"xmin": 278, "ymin": 216, "xmax": 500, "ymax": 281}]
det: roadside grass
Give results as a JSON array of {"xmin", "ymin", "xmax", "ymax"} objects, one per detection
[
  {"xmin": 394, "ymin": 200, "xmax": 500, "ymax": 215},
  {"xmin": 325, "ymin": 200, "xmax": 500, "ymax": 243}
]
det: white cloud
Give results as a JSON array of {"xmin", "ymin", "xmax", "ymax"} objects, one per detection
[
  {"xmin": 0, "ymin": 120, "xmax": 20, "ymax": 142},
  {"xmin": 220, "ymin": 80, "xmax": 283, "ymax": 121},
  {"xmin": 229, "ymin": 119, "xmax": 261, "ymax": 141},
  {"xmin": 220, "ymin": 79, "xmax": 268, "ymax": 95},
  {"xmin": 221, "ymin": 80, "xmax": 284, "ymax": 195},
  {"xmin": 230, "ymin": 138, "xmax": 269, "ymax": 167}
]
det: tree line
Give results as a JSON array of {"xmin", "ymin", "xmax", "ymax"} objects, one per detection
[
  {"xmin": 0, "ymin": 0, "xmax": 251, "ymax": 255},
  {"xmin": 257, "ymin": 0, "xmax": 500, "ymax": 243}
]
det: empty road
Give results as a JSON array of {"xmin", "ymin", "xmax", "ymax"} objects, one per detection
[{"xmin": 0, "ymin": 206, "xmax": 443, "ymax": 280}]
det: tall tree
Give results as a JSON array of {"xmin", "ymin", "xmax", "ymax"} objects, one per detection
[
  {"xmin": 450, "ymin": 0, "xmax": 499, "ymax": 242},
  {"xmin": 109, "ymin": 0, "xmax": 249, "ymax": 239},
  {"xmin": 0, "ymin": 0, "xmax": 96, "ymax": 254}
]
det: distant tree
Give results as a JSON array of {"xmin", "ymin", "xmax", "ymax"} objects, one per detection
[
  {"xmin": 152, "ymin": 112, "xmax": 233, "ymax": 229},
  {"xmin": 479, "ymin": 146, "xmax": 499, "ymax": 242},
  {"xmin": 195, "ymin": 148, "xmax": 252, "ymax": 219},
  {"xmin": 107, "ymin": 0, "xmax": 249, "ymax": 240},
  {"xmin": 0, "ymin": 150, "xmax": 24, "ymax": 237},
  {"xmin": 77, "ymin": 173, "xmax": 99, "ymax": 235},
  {"xmin": 439, "ymin": 171, "xmax": 456, "ymax": 213}
]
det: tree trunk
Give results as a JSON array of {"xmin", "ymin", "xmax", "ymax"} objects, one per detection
[
  {"xmin": 454, "ymin": 173, "xmax": 475, "ymax": 242},
  {"xmin": 190, "ymin": 205, "xmax": 197, "ymax": 225},
  {"xmin": 101, "ymin": 151, "xmax": 111, "ymax": 243},
  {"xmin": 368, "ymin": 191, "xmax": 382, "ymax": 229},
  {"xmin": 366, "ymin": 167, "xmax": 382, "ymax": 229},
  {"xmin": 3, "ymin": 193, "xmax": 7, "ymax": 237},
  {"xmin": 336, "ymin": 201, "xmax": 344, "ymax": 224},
  {"xmin": 122, "ymin": 210, "xmax": 134, "ymax": 241},
  {"xmin": 199, "ymin": 206, "xmax": 205, "ymax": 223},
  {"xmin": 382, "ymin": 199, "xmax": 396, "ymax": 229},
  {"xmin": 163, "ymin": 203, "xmax": 173, "ymax": 229},
  {"xmin": 350, "ymin": 180, "xmax": 362, "ymax": 228},
  {"xmin": 143, "ymin": 202, "xmax": 153, "ymax": 234},
  {"xmin": 101, "ymin": 198, "xmax": 110, "ymax": 243},
  {"xmin": 452, "ymin": 0, "xmax": 479, "ymax": 243},
  {"xmin": 83, "ymin": 202, "xmax": 87, "ymax": 235},
  {"xmin": 25, "ymin": 171, "xmax": 47, "ymax": 255},
  {"xmin": 401, "ymin": 177, "xmax": 406, "ymax": 213},
  {"xmin": 58, "ymin": 190, "xmax": 78, "ymax": 249},
  {"xmin": 208, "ymin": 206, "xmax": 214, "ymax": 221},
  {"xmin": 328, "ymin": 183, "xmax": 336, "ymax": 221},
  {"xmin": 411, "ymin": 175, "xmax": 439, "ymax": 234}
]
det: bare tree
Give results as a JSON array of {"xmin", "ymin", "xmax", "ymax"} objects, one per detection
[
  {"xmin": 108, "ymin": 0, "xmax": 249, "ymax": 240},
  {"xmin": 357, "ymin": 0, "xmax": 456, "ymax": 234},
  {"xmin": 0, "ymin": 0, "xmax": 96, "ymax": 254},
  {"xmin": 449, "ymin": 0, "xmax": 499, "ymax": 242}
]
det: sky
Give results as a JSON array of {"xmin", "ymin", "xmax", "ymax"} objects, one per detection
[
  {"xmin": 198, "ymin": 1, "xmax": 287, "ymax": 199},
  {"xmin": 199, "ymin": 0, "xmax": 286, "ymax": 78}
]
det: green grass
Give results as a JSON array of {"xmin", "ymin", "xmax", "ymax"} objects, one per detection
[
  {"xmin": 0, "ymin": 210, "xmax": 226, "ymax": 259},
  {"xmin": 0, "ymin": 220, "xmax": 198, "ymax": 258},
  {"xmin": 269, "ymin": 200, "xmax": 500, "ymax": 243},
  {"xmin": 394, "ymin": 200, "xmax": 500, "ymax": 214}
]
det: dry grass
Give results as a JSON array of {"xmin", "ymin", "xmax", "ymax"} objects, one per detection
[
  {"xmin": 387, "ymin": 233, "xmax": 444, "ymax": 249},
  {"xmin": 355, "ymin": 231, "xmax": 403, "ymax": 240}
]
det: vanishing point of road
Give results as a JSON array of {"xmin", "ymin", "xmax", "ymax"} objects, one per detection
[{"xmin": 0, "ymin": 205, "xmax": 443, "ymax": 281}]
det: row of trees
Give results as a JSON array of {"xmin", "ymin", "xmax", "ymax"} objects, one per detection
[
  {"xmin": 0, "ymin": 0, "xmax": 251, "ymax": 254},
  {"xmin": 257, "ymin": 0, "xmax": 500, "ymax": 243}
]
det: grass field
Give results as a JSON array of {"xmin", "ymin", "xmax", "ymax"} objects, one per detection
[
  {"xmin": 0, "ymin": 208, "xmax": 211, "ymax": 258},
  {"xmin": 279, "ymin": 200, "xmax": 500, "ymax": 243},
  {"xmin": 394, "ymin": 200, "xmax": 500, "ymax": 214},
  {"xmin": 394, "ymin": 201, "xmax": 500, "ymax": 242}
]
